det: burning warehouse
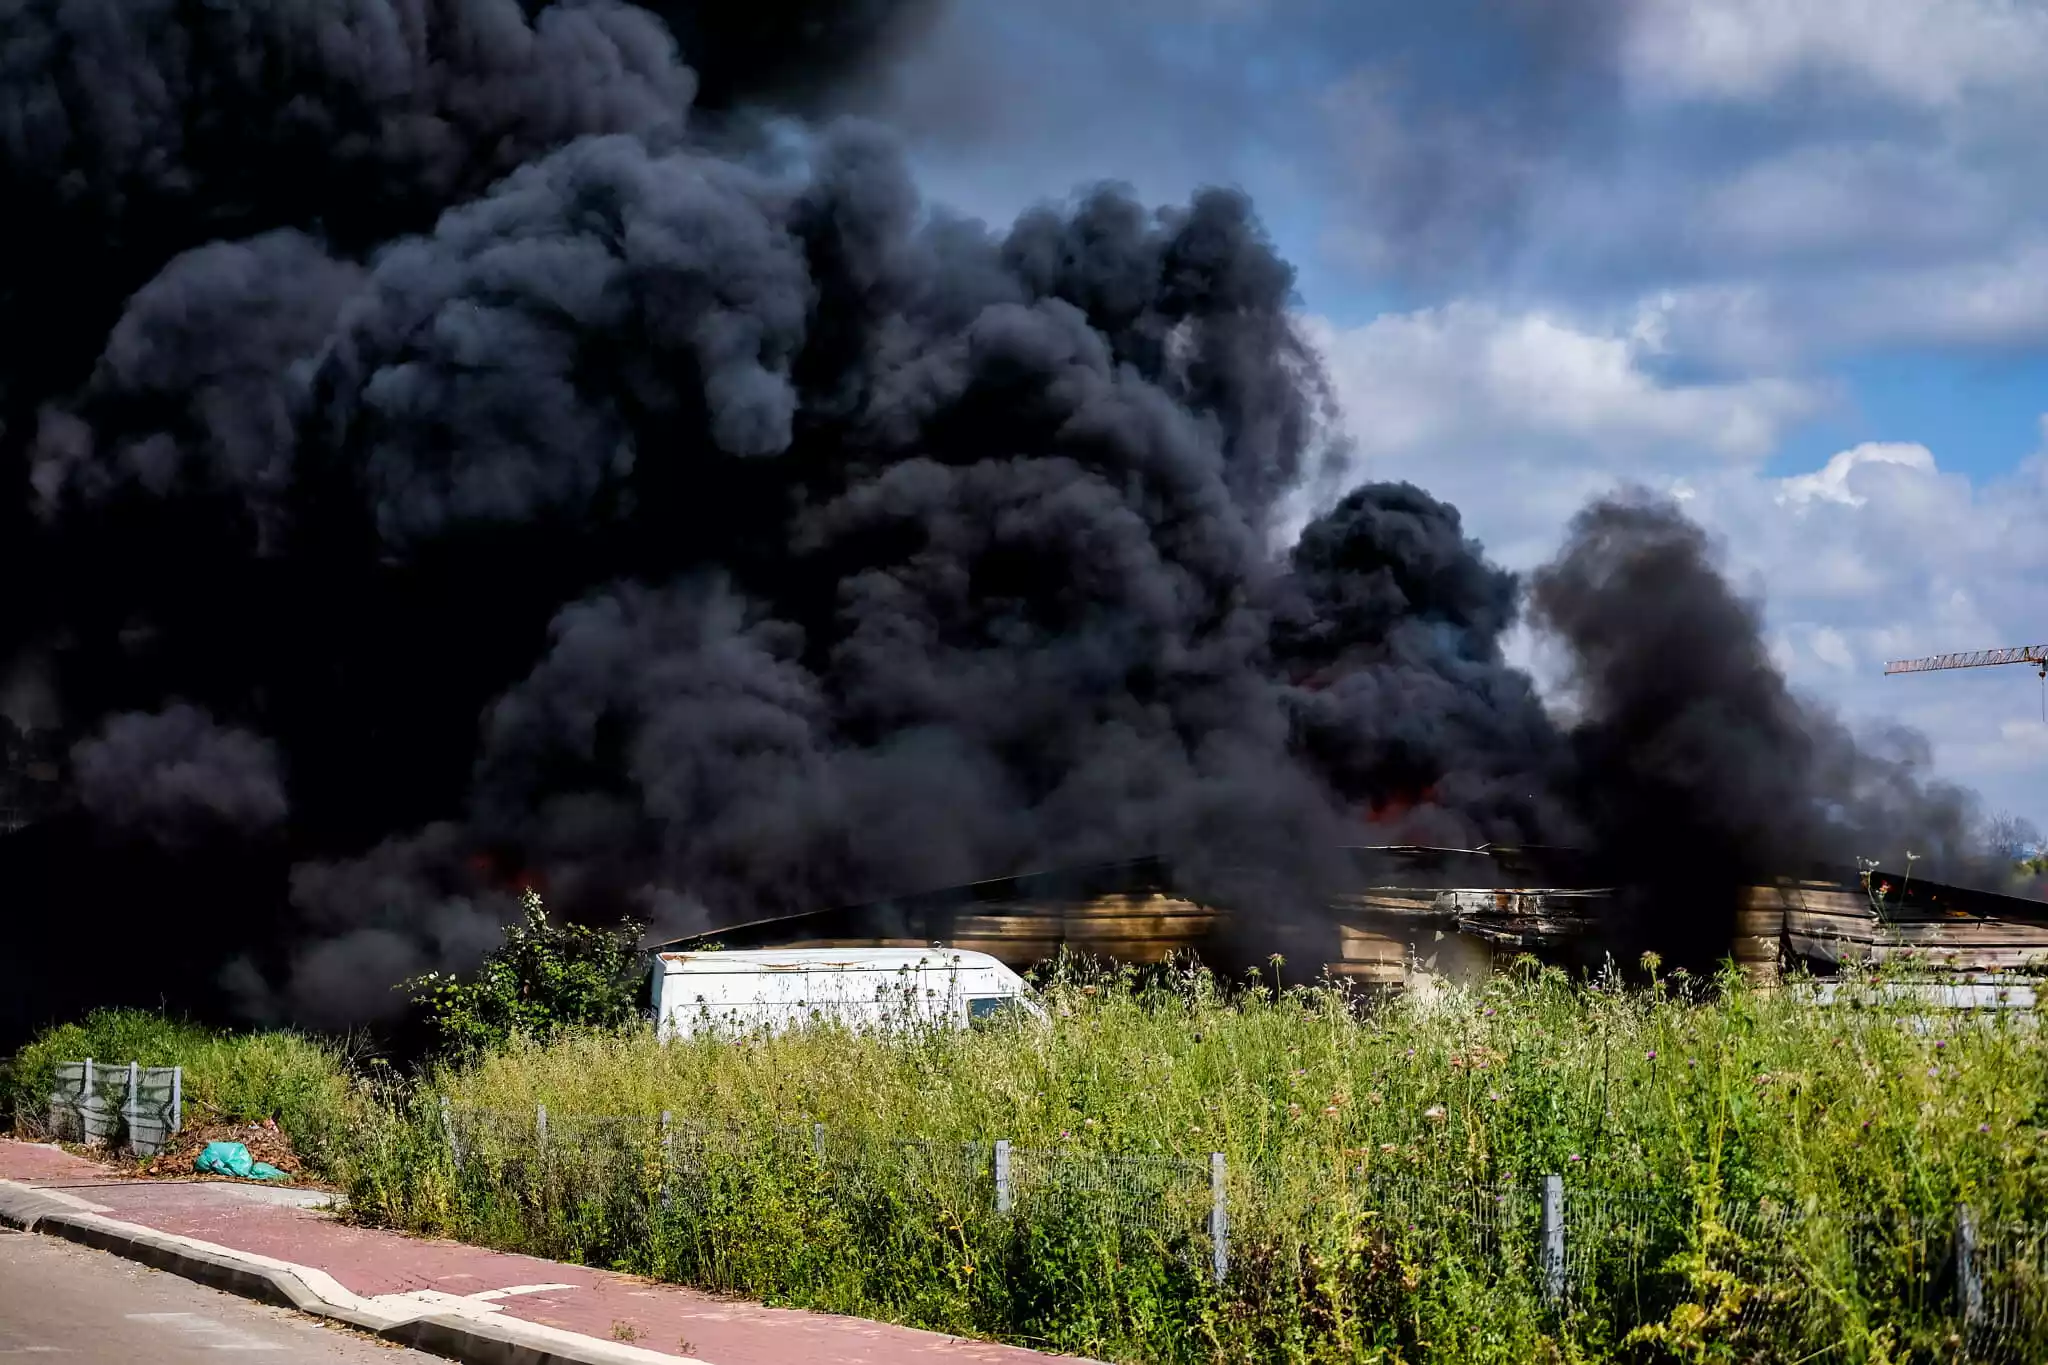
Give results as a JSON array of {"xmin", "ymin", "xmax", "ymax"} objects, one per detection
[
  {"xmin": 0, "ymin": 0, "xmax": 2031, "ymax": 1040},
  {"xmin": 650, "ymin": 845, "xmax": 2048, "ymax": 994}
]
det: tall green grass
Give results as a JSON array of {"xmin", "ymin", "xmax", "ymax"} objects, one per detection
[
  {"xmin": 3, "ymin": 1008, "xmax": 359, "ymax": 1167},
  {"xmin": 339, "ymin": 957, "xmax": 2048, "ymax": 1363}
]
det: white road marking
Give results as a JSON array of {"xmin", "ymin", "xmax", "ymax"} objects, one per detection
[
  {"xmin": 469, "ymin": 1283, "xmax": 576, "ymax": 1301},
  {"xmin": 364, "ymin": 1281, "xmax": 578, "ymax": 1319}
]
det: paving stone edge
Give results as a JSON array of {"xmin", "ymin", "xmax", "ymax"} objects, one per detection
[{"xmin": 0, "ymin": 1179, "xmax": 706, "ymax": 1365}]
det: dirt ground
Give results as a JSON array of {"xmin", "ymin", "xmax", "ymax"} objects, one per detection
[{"xmin": 33, "ymin": 1116, "xmax": 315, "ymax": 1183}]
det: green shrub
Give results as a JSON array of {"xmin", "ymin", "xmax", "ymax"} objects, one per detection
[{"xmin": 404, "ymin": 889, "xmax": 644, "ymax": 1058}]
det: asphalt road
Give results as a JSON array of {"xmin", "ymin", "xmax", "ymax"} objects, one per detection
[{"xmin": 0, "ymin": 1228, "xmax": 435, "ymax": 1361}]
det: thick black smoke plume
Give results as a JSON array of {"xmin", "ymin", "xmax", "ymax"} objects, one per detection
[
  {"xmin": 1529, "ymin": 495, "xmax": 1990, "ymax": 965},
  {"xmin": 0, "ymin": 0, "xmax": 2008, "ymax": 1036},
  {"xmin": 70, "ymin": 705, "xmax": 288, "ymax": 849}
]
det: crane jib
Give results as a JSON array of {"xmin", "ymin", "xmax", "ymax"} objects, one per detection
[{"xmin": 1883, "ymin": 645, "xmax": 2048, "ymax": 675}]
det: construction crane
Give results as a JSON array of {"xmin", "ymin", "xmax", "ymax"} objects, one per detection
[
  {"xmin": 1886, "ymin": 644, "xmax": 2048, "ymax": 721},
  {"xmin": 1884, "ymin": 645, "xmax": 2048, "ymax": 678}
]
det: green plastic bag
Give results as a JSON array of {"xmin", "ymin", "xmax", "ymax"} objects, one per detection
[{"xmin": 194, "ymin": 1140, "xmax": 287, "ymax": 1181}]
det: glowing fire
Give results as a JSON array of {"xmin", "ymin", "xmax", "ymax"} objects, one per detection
[
  {"xmin": 1364, "ymin": 784, "xmax": 1441, "ymax": 827},
  {"xmin": 467, "ymin": 851, "xmax": 544, "ymax": 897}
]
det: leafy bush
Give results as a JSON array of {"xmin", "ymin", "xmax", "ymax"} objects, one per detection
[{"xmin": 404, "ymin": 890, "xmax": 645, "ymax": 1058}]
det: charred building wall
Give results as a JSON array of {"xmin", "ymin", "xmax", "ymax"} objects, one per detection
[{"xmin": 652, "ymin": 846, "xmax": 2048, "ymax": 991}]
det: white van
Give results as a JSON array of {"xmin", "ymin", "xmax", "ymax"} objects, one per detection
[{"xmin": 649, "ymin": 947, "xmax": 1042, "ymax": 1041}]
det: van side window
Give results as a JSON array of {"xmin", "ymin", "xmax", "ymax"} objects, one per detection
[{"xmin": 967, "ymin": 996, "xmax": 1015, "ymax": 1024}]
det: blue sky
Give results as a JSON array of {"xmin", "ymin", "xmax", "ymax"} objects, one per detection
[
  {"xmin": 878, "ymin": 0, "xmax": 2048, "ymax": 844},
  {"xmin": 1790, "ymin": 350, "xmax": 2048, "ymax": 479}
]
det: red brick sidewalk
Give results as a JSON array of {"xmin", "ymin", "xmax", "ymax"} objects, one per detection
[{"xmin": 0, "ymin": 1140, "xmax": 1094, "ymax": 1365}]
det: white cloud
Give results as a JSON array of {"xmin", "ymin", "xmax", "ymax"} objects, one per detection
[
  {"xmin": 1650, "ymin": 241, "xmax": 2048, "ymax": 361},
  {"xmin": 1776, "ymin": 442, "xmax": 1937, "ymax": 507},
  {"xmin": 1811, "ymin": 626, "xmax": 1857, "ymax": 672},
  {"xmin": 1697, "ymin": 143, "xmax": 1996, "ymax": 263},
  {"xmin": 1302, "ymin": 302, "xmax": 1815, "ymax": 458},
  {"xmin": 1293, "ymin": 301, "xmax": 1823, "ymax": 560},
  {"xmin": 1626, "ymin": 0, "xmax": 2048, "ymax": 108},
  {"xmin": 1518, "ymin": 7, "xmax": 2048, "ymax": 368}
]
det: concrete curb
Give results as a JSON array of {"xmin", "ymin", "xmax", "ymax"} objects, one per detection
[{"xmin": 0, "ymin": 1180, "xmax": 707, "ymax": 1365}]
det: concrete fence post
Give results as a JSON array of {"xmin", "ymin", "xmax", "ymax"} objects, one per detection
[
  {"xmin": 994, "ymin": 1140, "xmax": 1012, "ymax": 1214},
  {"xmin": 812, "ymin": 1122, "xmax": 826, "ymax": 1164},
  {"xmin": 170, "ymin": 1067, "xmax": 182, "ymax": 1135},
  {"xmin": 1541, "ymin": 1174, "xmax": 1567, "ymax": 1308},
  {"xmin": 536, "ymin": 1103, "xmax": 549, "ymax": 1147},
  {"xmin": 1956, "ymin": 1204, "xmax": 1983, "ymax": 1335},
  {"xmin": 80, "ymin": 1058, "xmax": 94, "ymax": 1144},
  {"xmin": 124, "ymin": 1061, "xmax": 139, "ymax": 1149},
  {"xmin": 1209, "ymin": 1152, "xmax": 1229, "ymax": 1286}
]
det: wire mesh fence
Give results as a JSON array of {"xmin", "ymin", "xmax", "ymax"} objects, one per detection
[
  {"xmin": 1006, "ymin": 1144, "xmax": 1212, "ymax": 1245},
  {"xmin": 429, "ymin": 1102, "xmax": 2048, "ymax": 1358},
  {"xmin": 1968, "ymin": 1218, "xmax": 2048, "ymax": 1359}
]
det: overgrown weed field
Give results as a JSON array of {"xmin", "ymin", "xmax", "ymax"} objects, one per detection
[
  {"xmin": 339, "ymin": 958, "xmax": 2048, "ymax": 1363},
  {"xmin": 11, "ymin": 962, "xmax": 2047, "ymax": 1361}
]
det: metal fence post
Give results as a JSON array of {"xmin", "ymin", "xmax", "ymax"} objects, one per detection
[
  {"xmin": 1541, "ymin": 1174, "xmax": 1566, "ymax": 1307},
  {"xmin": 80, "ymin": 1057, "xmax": 95, "ymax": 1145},
  {"xmin": 1956, "ymin": 1204, "xmax": 1983, "ymax": 1335},
  {"xmin": 439, "ymin": 1096, "xmax": 461, "ymax": 1170},
  {"xmin": 125, "ymin": 1061, "xmax": 140, "ymax": 1150},
  {"xmin": 170, "ymin": 1067, "xmax": 182, "ymax": 1135},
  {"xmin": 1209, "ymin": 1152, "xmax": 1229, "ymax": 1286},
  {"xmin": 994, "ymin": 1140, "xmax": 1012, "ymax": 1214},
  {"xmin": 535, "ymin": 1103, "xmax": 551, "ymax": 1206},
  {"xmin": 812, "ymin": 1122, "xmax": 826, "ymax": 1164},
  {"xmin": 659, "ymin": 1110, "xmax": 674, "ymax": 1210}
]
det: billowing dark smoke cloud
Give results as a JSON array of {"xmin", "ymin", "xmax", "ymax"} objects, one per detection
[
  {"xmin": 311, "ymin": 133, "xmax": 815, "ymax": 545},
  {"xmin": 0, "ymin": 0, "xmax": 2013, "ymax": 1034},
  {"xmin": 1273, "ymin": 482, "xmax": 1578, "ymax": 846},
  {"xmin": 272, "ymin": 128, "xmax": 1375, "ymax": 1006},
  {"xmin": 33, "ymin": 231, "xmax": 366, "ymax": 538},
  {"xmin": 70, "ymin": 705, "xmax": 288, "ymax": 847},
  {"xmin": 640, "ymin": 0, "xmax": 947, "ymax": 112},
  {"xmin": 1529, "ymin": 493, "xmax": 1992, "ymax": 962},
  {"xmin": 231, "ymin": 823, "xmax": 520, "ymax": 1029}
]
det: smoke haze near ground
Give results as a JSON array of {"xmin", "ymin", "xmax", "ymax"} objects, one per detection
[{"xmin": 0, "ymin": 0, "xmax": 2016, "ymax": 1031}]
